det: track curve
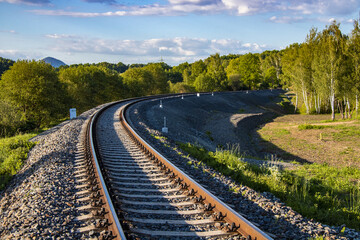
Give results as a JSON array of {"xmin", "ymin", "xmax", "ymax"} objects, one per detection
[{"xmin": 75, "ymin": 95, "xmax": 274, "ymax": 240}]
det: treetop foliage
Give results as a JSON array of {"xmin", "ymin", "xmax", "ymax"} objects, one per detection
[{"xmin": 0, "ymin": 57, "xmax": 15, "ymax": 78}]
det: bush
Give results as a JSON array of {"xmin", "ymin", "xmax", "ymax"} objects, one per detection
[{"xmin": 0, "ymin": 134, "xmax": 36, "ymax": 190}]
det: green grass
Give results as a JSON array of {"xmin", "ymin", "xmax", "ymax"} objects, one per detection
[
  {"xmin": 0, "ymin": 133, "xmax": 36, "ymax": 190},
  {"xmin": 275, "ymin": 128, "xmax": 290, "ymax": 136},
  {"xmin": 178, "ymin": 142, "xmax": 360, "ymax": 231},
  {"xmin": 331, "ymin": 126, "xmax": 360, "ymax": 141},
  {"xmin": 298, "ymin": 124, "xmax": 360, "ymax": 142},
  {"xmin": 298, "ymin": 124, "xmax": 329, "ymax": 130}
]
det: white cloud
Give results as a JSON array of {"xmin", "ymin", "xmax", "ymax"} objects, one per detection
[
  {"xmin": 0, "ymin": 30, "xmax": 17, "ymax": 34},
  {"xmin": 44, "ymin": 35, "xmax": 269, "ymax": 64},
  {"xmin": 0, "ymin": 0, "xmax": 50, "ymax": 5},
  {"xmin": 27, "ymin": 0, "xmax": 360, "ymax": 18},
  {"xmin": 31, "ymin": 9, "xmax": 128, "ymax": 17},
  {"xmin": 287, "ymin": 0, "xmax": 360, "ymax": 16},
  {"xmin": 0, "ymin": 49, "xmax": 42, "ymax": 60},
  {"xmin": 0, "ymin": 49, "xmax": 19, "ymax": 56},
  {"xmin": 269, "ymin": 15, "xmax": 305, "ymax": 24}
]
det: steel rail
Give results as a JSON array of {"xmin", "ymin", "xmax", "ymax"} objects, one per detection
[
  {"xmin": 88, "ymin": 104, "xmax": 128, "ymax": 240},
  {"xmin": 84, "ymin": 94, "xmax": 183, "ymax": 239},
  {"xmin": 121, "ymin": 96, "xmax": 274, "ymax": 240}
]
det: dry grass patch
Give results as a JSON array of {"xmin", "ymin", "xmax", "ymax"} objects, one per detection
[{"xmin": 257, "ymin": 114, "xmax": 360, "ymax": 168}]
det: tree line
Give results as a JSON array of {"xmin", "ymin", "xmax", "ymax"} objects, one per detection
[
  {"xmin": 281, "ymin": 20, "xmax": 360, "ymax": 120},
  {"xmin": 1, "ymin": 19, "xmax": 359, "ymax": 137}
]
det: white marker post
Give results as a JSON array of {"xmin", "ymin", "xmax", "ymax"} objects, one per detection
[
  {"xmin": 181, "ymin": 94, "xmax": 184, "ymax": 99},
  {"xmin": 212, "ymin": 92, "xmax": 214, "ymax": 96},
  {"xmin": 159, "ymin": 100, "xmax": 163, "ymax": 108},
  {"xmin": 70, "ymin": 108, "xmax": 76, "ymax": 119},
  {"xmin": 162, "ymin": 117, "xmax": 168, "ymax": 133},
  {"xmin": 197, "ymin": 93, "xmax": 200, "ymax": 97}
]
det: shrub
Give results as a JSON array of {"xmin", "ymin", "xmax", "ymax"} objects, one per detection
[{"xmin": 0, "ymin": 134, "xmax": 36, "ymax": 190}]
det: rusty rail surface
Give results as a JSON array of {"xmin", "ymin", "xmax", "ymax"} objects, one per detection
[{"xmin": 120, "ymin": 97, "xmax": 274, "ymax": 240}]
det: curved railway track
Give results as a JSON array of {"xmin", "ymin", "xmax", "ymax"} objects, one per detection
[{"xmin": 74, "ymin": 95, "xmax": 274, "ymax": 240}]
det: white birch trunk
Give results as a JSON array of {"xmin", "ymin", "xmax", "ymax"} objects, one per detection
[
  {"xmin": 347, "ymin": 98, "xmax": 351, "ymax": 118},
  {"xmin": 356, "ymin": 94, "xmax": 359, "ymax": 116},
  {"xmin": 344, "ymin": 96, "xmax": 347, "ymax": 119},
  {"xmin": 330, "ymin": 67, "xmax": 335, "ymax": 121},
  {"xmin": 302, "ymin": 87, "xmax": 310, "ymax": 114}
]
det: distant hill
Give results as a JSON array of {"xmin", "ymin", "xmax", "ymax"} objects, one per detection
[{"xmin": 42, "ymin": 57, "xmax": 67, "ymax": 68}]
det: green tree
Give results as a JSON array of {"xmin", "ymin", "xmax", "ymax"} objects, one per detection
[
  {"xmin": 0, "ymin": 101, "xmax": 22, "ymax": 137},
  {"xmin": 281, "ymin": 44, "xmax": 301, "ymax": 111},
  {"xmin": 169, "ymin": 81, "xmax": 194, "ymax": 93},
  {"xmin": 121, "ymin": 67, "xmax": 154, "ymax": 97},
  {"xmin": 260, "ymin": 50, "xmax": 282, "ymax": 88},
  {"xmin": 226, "ymin": 53, "xmax": 262, "ymax": 90},
  {"xmin": 189, "ymin": 60, "xmax": 206, "ymax": 86},
  {"xmin": 143, "ymin": 63, "xmax": 169, "ymax": 94},
  {"xmin": 282, "ymin": 28, "xmax": 317, "ymax": 115},
  {"xmin": 264, "ymin": 66, "xmax": 278, "ymax": 88},
  {"xmin": 0, "ymin": 57, "xmax": 14, "ymax": 78},
  {"xmin": 205, "ymin": 53, "xmax": 227, "ymax": 90},
  {"xmin": 194, "ymin": 73, "xmax": 215, "ymax": 92},
  {"xmin": 313, "ymin": 21, "xmax": 346, "ymax": 120},
  {"xmin": 228, "ymin": 74, "xmax": 243, "ymax": 91},
  {"xmin": 59, "ymin": 65, "xmax": 123, "ymax": 113},
  {"xmin": 95, "ymin": 61, "xmax": 129, "ymax": 73},
  {"xmin": 0, "ymin": 60, "xmax": 66, "ymax": 127},
  {"xmin": 347, "ymin": 19, "xmax": 360, "ymax": 115}
]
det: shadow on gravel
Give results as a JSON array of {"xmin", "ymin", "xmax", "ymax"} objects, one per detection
[
  {"xmin": 0, "ymin": 148, "xmax": 76, "ymax": 203},
  {"xmin": 222, "ymin": 91, "xmax": 312, "ymax": 165}
]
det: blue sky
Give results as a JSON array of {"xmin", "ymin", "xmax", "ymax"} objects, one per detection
[{"xmin": 0, "ymin": 0, "xmax": 359, "ymax": 66}]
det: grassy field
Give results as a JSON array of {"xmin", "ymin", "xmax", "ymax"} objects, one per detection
[
  {"xmin": 0, "ymin": 133, "xmax": 36, "ymax": 190},
  {"xmin": 257, "ymin": 114, "xmax": 360, "ymax": 168},
  {"xmin": 177, "ymin": 113, "xmax": 360, "ymax": 231}
]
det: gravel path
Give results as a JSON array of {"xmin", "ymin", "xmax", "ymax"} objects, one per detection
[
  {"xmin": 0, "ymin": 104, "xmax": 108, "ymax": 240},
  {"xmin": 128, "ymin": 90, "xmax": 360, "ymax": 240}
]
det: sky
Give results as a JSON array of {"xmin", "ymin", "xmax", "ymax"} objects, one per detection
[{"xmin": 0, "ymin": 0, "xmax": 359, "ymax": 66}]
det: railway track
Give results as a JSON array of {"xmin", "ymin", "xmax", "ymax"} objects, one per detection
[{"xmin": 74, "ymin": 96, "xmax": 273, "ymax": 239}]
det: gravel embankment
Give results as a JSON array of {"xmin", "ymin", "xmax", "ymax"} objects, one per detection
[
  {"xmin": 128, "ymin": 90, "xmax": 360, "ymax": 240},
  {"xmin": 0, "ymin": 105, "xmax": 107, "ymax": 240}
]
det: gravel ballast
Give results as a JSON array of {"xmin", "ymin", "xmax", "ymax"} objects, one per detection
[
  {"xmin": 0, "ymin": 105, "xmax": 107, "ymax": 239},
  {"xmin": 128, "ymin": 90, "xmax": 360, "ymax": 240}
]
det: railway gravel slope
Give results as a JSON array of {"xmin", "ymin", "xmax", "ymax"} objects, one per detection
[
  {"xmin": 128, "ymin": 90, "xmax": 360, "ymax": 240},
  {"xmin": 0, "ymin": 104, "xmax": 107, "ymax": 239}
]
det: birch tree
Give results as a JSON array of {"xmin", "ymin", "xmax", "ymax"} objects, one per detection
[
  {"xmin": 348, "ymin": 19, "xmax": 360, "ymax": 116},
  {"xmin": 313, "ymin": 21, "xmax": 346, "ymax": 120}
]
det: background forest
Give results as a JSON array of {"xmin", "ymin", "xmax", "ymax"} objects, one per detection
[{"xmin": 1, "ymin": 20, "xmax": 360, "ymax": 138}]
